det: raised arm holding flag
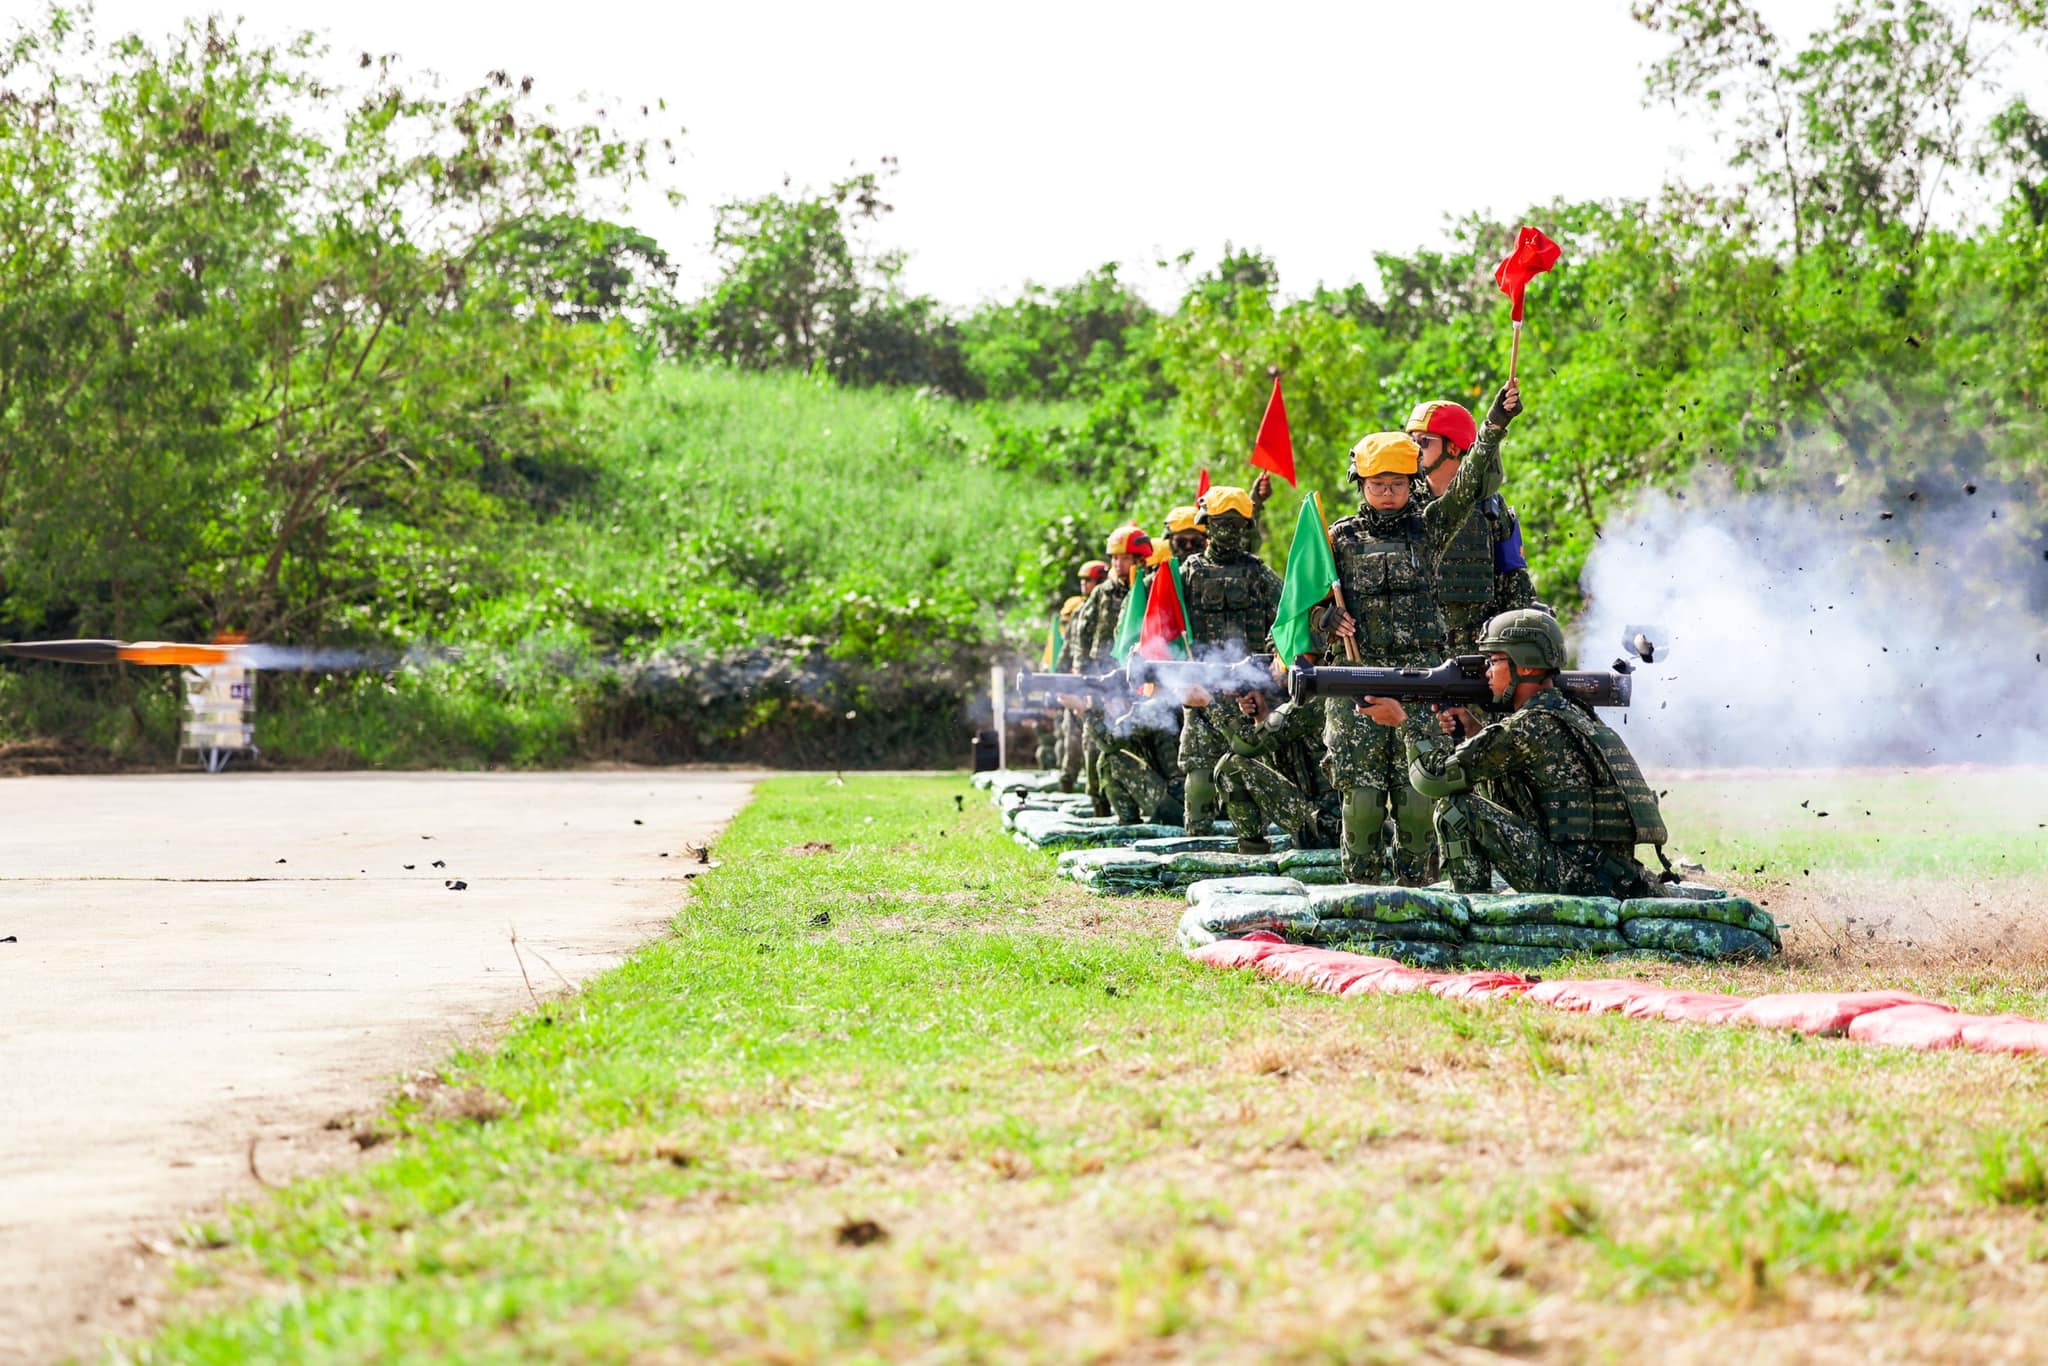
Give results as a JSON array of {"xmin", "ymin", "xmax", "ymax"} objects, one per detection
[{"xmin": 1495, "ymin": 226, "xmax": 1561, "ymax": 382}]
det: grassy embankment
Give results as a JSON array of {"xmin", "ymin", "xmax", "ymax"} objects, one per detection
[
  {"xmin": 5, "ymin": 365, "xmax": 1098, "ymax": 771},
  {"xmin": 126, "ymin": 770, "xmax": 2048, "ymax": 1362}
]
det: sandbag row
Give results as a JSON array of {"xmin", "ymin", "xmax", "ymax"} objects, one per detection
[
  {"xmin": 1056, "ymin": 842, "xmax": 1340, "ymax": 894},
  {"xmin": 1188, "ymin": 938, "xmax": 2048, "ymax": 1056},
  {"xmin": 1177, "ymin": 875, "xmax": 1780, "ymax": 966}
]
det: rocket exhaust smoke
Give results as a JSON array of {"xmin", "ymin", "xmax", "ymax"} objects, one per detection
[{"xmin": 1575, "ymin": 474, "xmax": 2048, "ymax": 770}]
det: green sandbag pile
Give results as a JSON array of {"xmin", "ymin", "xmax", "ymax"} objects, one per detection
[
  {"xmin": 1000, "ymin": 790, "xmax": 1095, "ymax": 830},
  {"xmin": 1175, "ymin": 877, "xmax": 1780, "ymax": 965},
  {"xmin": 1054, "ymin": 840, "xmax": 1344, "ymax": 895}
]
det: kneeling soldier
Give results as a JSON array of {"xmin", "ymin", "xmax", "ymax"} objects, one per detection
[
  {"xmin": 1097, "ymin": 693, "xmax": 1186, "ymax": 827},
  {"xmin": 1211, "ymin": 675, "xmax": 1338, "ymax": 856},
  {"xmin": 1355, "ymin": 610, "xmax": 1667, "ymax": 898}
]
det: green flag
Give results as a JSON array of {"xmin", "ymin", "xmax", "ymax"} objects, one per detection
[
  {"xmin": 1272, "ymin": 496, "xmax": 1338, "ymax": 666},
  {"xmin": 1111, "ymin": 568, "xmax": 1150, "ymax": 663}
]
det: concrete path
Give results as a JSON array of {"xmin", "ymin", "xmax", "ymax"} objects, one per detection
[{"xmin": 0, "ymin": 770, "xmax": 760, "ymax": 1364}]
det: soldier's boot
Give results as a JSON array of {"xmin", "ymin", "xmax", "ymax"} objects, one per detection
[
  {"xmin": 1182, "ymin": 772, "xmax": 1219, "ymax": 836},
  {"xmin": 1389, "ymin": 782, "xmax": 1438, "ymax": 887},
  {"xmin": 1340, "ymin": 789, "xmax": 1390, "ymax": 885},
  {"xmin": 1433, "ymin": 795, "xmax": 1493, "ymax": 894},
  {"xmin": 1091, "ymin": 795, "xmax": 1111, "ymax": 819},
  {"xmin": 1236, "ymin": 836, "xmax": 1272, "ymax": 856}
]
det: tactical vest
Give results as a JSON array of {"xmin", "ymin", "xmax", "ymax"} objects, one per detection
[
  {"xmin": 1080, "ymin": 580, "xmax": 1129, "ymax": 671},
  {"xmin": 1529, "ymin": 694, "xmax": 1668, "ymax": 847},
  {"xmin": 1181, "ymin": 555, "xmax": 1275, "ymax": 653},
  {"xmin": 1437, "ymin": 495, "xmax": 1505, "ymax": 606},
  {"xmin": 1330, "ymin": 513, "xmax": 1448, "ymax": 664}
]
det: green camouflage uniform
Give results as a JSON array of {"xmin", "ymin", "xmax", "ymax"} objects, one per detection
[
  {"xmin": 1098, "ymin": 696, "xmax": 1186, "ymax": 826},
  {"xmin": 1423, "ymin": 489, "xmax": 1543, "ymax": 655},
  {"xmin": 1064, "ymin": 576, "xmax": 1130, "ymax": 804},
  {"xmin": 1212, "ymin": 696, "xmax": 1340, "ymax": 849},
  {"xmin": 1176, "ymin": 518, "xmax": 1283, "ymax": 833},
  {"xmin": 1057, "ymin": 708, "xmax": 1085, "ymax": 791},
  {"xmin": 1323, "ymin": 426, "xmax": 1504, "ymax": 884},
  {"xmin": 1405, "ymin": 687, "xmax": 1665, "ymax": 898}
]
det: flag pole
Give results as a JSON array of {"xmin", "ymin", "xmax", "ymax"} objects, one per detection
[
  {"xmin": 1509, "ymin": 319, "xmax": 1523, "ymax": 383},
  {"xmin": 1313, "ymin": 492, "xmax": 1362, "ymax": 663}
]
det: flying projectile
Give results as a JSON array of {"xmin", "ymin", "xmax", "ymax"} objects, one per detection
[{"xmin": 1, "ymin": 638, "xmax": 244, "ymax": 667}]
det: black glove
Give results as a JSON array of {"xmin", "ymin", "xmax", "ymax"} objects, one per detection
[{"xmin": 1487, "ymin": 382, "xmax": 1523, "ymax": 429}]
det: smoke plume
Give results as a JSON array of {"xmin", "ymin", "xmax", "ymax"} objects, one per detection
[{"xmin": 1574, "ymin": 472, "xmax": 2048, "ymax": 770}]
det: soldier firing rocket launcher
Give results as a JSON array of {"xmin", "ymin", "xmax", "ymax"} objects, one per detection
[{"xmin": 1288, "ymin": 655, "xmax": 1633, "ymax": 710}]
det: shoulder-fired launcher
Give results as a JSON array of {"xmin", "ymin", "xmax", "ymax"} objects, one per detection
[
  {"xmin": 1123, "ymin": 654, "xmax": 1280, "ymax": 706},
  {"xmin": 1288, "ymin": 655, "xmax": 1632, "ymax": 709},
  {"xmin": 1013, "ymin": 670, "xmax": 1129, "ymax": 705}
]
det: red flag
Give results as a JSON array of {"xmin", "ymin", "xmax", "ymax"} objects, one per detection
[
  {"xmin": 1136, "ymin": 558, "xmax": 1190, "ymax": 661},
  {"xmin": 1195, "ymin": 467, "xmax": 1210, "ymax": 500},
  {"xmin": 1495, "ymin": 226, "xmax": 1561, "ymax": 323},
  {"xmin": 1249, "ymin": 376, "xmax": 1295, "ymax": 486}
]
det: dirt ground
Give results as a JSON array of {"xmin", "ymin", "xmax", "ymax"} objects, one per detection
[{"xmin": 0, "ymin": 770, "xmax": 760, "ymax": 1365}]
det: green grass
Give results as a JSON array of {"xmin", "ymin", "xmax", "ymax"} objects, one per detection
[{"xmin": 121, "ymin": 774, "xmax": 2048, "ymax": 1362}]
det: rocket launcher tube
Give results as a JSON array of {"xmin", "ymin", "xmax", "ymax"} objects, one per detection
[
  {"xmin": 1013, "ymin": 670, "xmax": 1131, "ymax": 706},
  {"xmin": 1288, "ymin": 655, "xmax": 1632, "ymax": 710},
  {"xmin": 1124, "ymin": 654, "xmax": 1281, "ymax": 706}
]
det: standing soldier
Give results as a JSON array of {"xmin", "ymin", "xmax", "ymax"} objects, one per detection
[
  {"xmin": 1062, "ymin": 526, "xmax": 1152, "ymax": 819},
  {"xmin": 1321, "ymin": 381, "xmax": 1522, "ymax": 885},
  {"xmin": 1174, "ymin": 487, "xmax": 1282, "ymax": 834},
  {"xmin": 1053, "ymin": 591, "xmax": 1089, "ymax": 791},
  {"xmin": 1406, "ymin": 399, "xmax": 1543, "ymax": 653},
  {"xmin": 1357, "ymin": 610, "xmax": 1667, "ymax": 897},
  {"xmin": 1164, "ymin": 505, "xmax": 1207, "ymax": 562}
]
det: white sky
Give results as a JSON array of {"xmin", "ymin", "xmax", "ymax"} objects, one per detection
[{"xmin": 59, "ymin": 0, "xmax": 2038, "ymax": 306}]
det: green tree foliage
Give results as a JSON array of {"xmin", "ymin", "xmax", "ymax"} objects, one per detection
[{"xmin": 0, "ymin": 7, "xmax": 654, "ymax": 641}]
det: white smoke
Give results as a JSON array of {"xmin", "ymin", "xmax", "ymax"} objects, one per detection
[{"xmin": 1575, "ymin": 476, "xmax": 2048, "ymax": 769}]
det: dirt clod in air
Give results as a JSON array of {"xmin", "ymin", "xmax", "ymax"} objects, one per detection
[
  {"xmin": 835, "ymin": 1217, "xmax": 888, "ymax": 1248},
  {"xmin": 787, "ymin": 841, "xmax": 835, "ymax": 856}
]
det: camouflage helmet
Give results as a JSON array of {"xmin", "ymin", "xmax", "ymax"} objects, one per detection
[{"xmin": 1475, "ymin": 609, "xmax": 1567, "ymax": 671}]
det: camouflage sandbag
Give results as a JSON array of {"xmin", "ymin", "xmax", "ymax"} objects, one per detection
[
  {"xmin": 1276, "ymin": 847, "xmax": 1343, "ymax": 875},
  {"xmin": 1292, "ymin": 865, "xmax": 1347, "ymax": 886},
  {"xmin": 1315, "ymin": 936, "xmax": 1460, "ymax": 969},
  {"xmin": 1465, "ymin": 922, "xmax": 1630, "ymax": 953},
  {"xmin": 1187, "ymin": 896, "xmax": 1321, "ymax": 939},
  {"xmin": 1653, "ymin": 880, "xmax": 1730, "ymax": 902},
  {"xmin": 1619, "ymin": 916, "xmax": 1776, "ymax": 961},
  {"xmin": 972, "ymin": 769, "xmax": 1062, "ymax": 795},
  {"xmin": 1163, "ymin": 853, "xmax": 1283, "ymax": 886},
  {"xmin": 1187, "ymin": 876, "xmax": 1310, "ymax": 907},
  {"xmin": 1305, "ymin": 885, "xmax": 1472, "ymax": 928},
  {"xmin": 1459, "ymin": 944, "xmax": 1571, "ymax": 972},
  {"xmin": 1311, "ymin": 915, "xmax": 1464, "ymax": 945},
  {"xmin": 1131, "ymin": 835, "xmax": 1245, "ymax": 856},
  {"xmin": 1619, "ymin": 894, "xmax": 1776, "ymax": 945},
  {"xmin": 1463, "ymin": 893, "xmax": 1622, "ymax": 930}
]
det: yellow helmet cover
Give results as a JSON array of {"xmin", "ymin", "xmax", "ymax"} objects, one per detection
[{"xmin": 1350, "ymin": 432, "xmax": 1421, "ymax": 480}]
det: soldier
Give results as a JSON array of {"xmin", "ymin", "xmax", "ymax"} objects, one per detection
[
  {"xmin": 1211, "ymin": 671, "xmax": 1338, "ymax": 855},
  {"xmin": 1173, "ymin": 486, "xmax": 1283, "ymax": 834},
  {"xmin": 1053, "ymin": 592, "xmax": 1089, "ymax": 791},
  {"xmin": 1096, "ymin": 690, "xmax": 1186, "ymax": 827},
  {"xmin": 1321, "ymin": 380, "xmax": 1521, "ymax": 885},
  {"xmin": 1164, "ymin": 505, "xmax": 1207, "ymax": 562},
  {"xmin": 1061, "ymin": 525, "xmax": 1152, "ymax": 819},
  {"xmin": 1406, "ymin": 399, "xmax": 1543, "ymax": 653},
  {"xmin": 1357, "ymin": 609, "xmax": 1667, "ymax": 897}
]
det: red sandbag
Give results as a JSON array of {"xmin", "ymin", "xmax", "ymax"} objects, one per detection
[
  {"xmin": 1847, "ymin": 1003, "xmax": 1971, "ymax": 1050},
  {"xmin": 1259, "ymin": 947, "xmax": 1386, "ymax": 993},
  {"xmin": 1730, "ymin": 990, "xmax": 1935, "ymax": 1036},
  {"xmin": 1188, "ymin": 939, "xmax": 1293, "ymax": 969},
  {"xmin": 1340, "ymin": 965, "xmax": 1451, "ymax": 997},
  {"xmin": 1959, "ymin": 1015, "xmax": 2048, "ymax": 1055},
  {"xmin": 1620, "ymin": 989, "xmax": 1749, "ymax": 1024},
  {"xmin": 1528, "ymin": 979, "xmax": 1647, "ymax": 1013},
  {"xmin": 1242, "ymin": 930, "xmax": 1285, "ymax": 943},
  {"xmin": 1429, "ymin": 971, "xmax": 1533, "ymax": 1002}
]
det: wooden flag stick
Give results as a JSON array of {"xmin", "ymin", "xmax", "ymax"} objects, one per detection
[
  {"xmin": 1313, "ymin": 492, "xmax": 1362, "ymax": 663},
  {"xmin": 1508, "ymin": 320, "xmax": 1524, "ymax": 383}
]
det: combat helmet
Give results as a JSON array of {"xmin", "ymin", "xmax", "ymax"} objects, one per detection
[
  {"xmin": 1194, "ymin": 486, "xmax": 1255, "ymax": 524},
  {"xmin": 1348, "ymin": 432, "xmax": 1420, "ymax": 481},
  {"xmin": 1475, "ymin": 609, "xmax": 1567, "ymax": 671},
  {"xmin": 1404, "ymin": 400, "xmax": 1478, "ymax": 457}
]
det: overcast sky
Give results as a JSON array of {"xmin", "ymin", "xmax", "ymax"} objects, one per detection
[{"xmin": 68, "ymin": 0, "xmax": 2029, "ymax": 306}]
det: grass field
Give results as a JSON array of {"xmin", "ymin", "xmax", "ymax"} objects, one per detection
[{"xmin": 122, "ymin": 771, "xmax": 2048, "ymax": 1363}]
